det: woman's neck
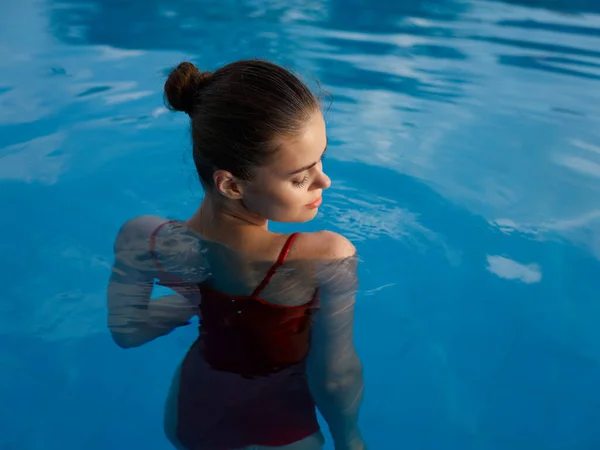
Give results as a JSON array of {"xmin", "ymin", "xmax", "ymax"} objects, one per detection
[{"xmin": 185, "ymin": 194, "xmax": 268, "ymax": 241}]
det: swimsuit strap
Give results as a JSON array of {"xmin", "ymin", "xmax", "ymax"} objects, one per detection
[
  {"xmin": 251, "ymin": 233, "xmax": 300, "ymax": 298},
  {"xmin": 150, "ymin": 224, "xmax": 299, "ymax": 296},
  {"xmin": 149, "ymin": 220, "xmax": 177, "ymax": 272}
]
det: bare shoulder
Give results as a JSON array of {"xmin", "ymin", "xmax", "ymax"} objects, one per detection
[
  {"xmin": 291, "ymin": 231, "xmax": 359, "ymax": 293},
  {"xmin": 111, "ymin": 215, "xmax": 171, "ymax": 273},
  {"xmin": 113, "ymin": 215, "xmax": 168, "ymax": 251},
  {"xmin": 292, "ymin": 230, "xmax": 356, "ymax": 261}
]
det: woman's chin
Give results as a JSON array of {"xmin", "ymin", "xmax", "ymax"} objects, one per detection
[
  {"xmin": 268, "ymin": 206, "xmax": 321, "ymax": 224},
  {"xmin": 300, "ymin": 209, "xmax": 319, "ymax": 222}
]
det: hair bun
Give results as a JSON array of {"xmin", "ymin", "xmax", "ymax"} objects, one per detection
[{"xmin": 164, "ymin": 62, "xmax": 212, "ymax": 116}]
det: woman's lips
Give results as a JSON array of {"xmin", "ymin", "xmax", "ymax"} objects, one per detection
[{"xmin": 306, "ymin": 196, "xmax": 322, "ymax": 209}]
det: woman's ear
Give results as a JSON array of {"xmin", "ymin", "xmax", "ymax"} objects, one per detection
[{"xmin": 213, "ymin": 169, "xmax": 245, "ymax": 200}]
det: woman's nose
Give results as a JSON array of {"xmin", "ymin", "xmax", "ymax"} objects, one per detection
[{"xmin": 315, "ymin": 170, "xmax": 331, "ymax": 190}]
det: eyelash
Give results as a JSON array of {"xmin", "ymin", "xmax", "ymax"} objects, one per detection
[
  {"xmin": 293, "ymin": 151, "xmax": 326, "ymax": 188},
  {"xmin": 293, "ymin": 175, "xmax": 309, "ymax": 188}
]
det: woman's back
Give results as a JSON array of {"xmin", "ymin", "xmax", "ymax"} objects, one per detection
[{"xmin": 149, "ymin": 220, "xmax": 319, "ymax": 374}]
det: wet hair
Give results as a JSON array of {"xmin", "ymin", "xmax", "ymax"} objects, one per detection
[{"xmin": 164, "ymin": 59, "xmax": 320, "ymax": 189}]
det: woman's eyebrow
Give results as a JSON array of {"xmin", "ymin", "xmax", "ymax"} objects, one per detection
[{"xmin": 287, "ymin": 140, "xmax": 328, "ymax": 176}]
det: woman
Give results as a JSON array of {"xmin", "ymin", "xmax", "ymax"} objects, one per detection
[{"xmin": 107, "ymin": 59, "xmax": 365, "ymax": 450}]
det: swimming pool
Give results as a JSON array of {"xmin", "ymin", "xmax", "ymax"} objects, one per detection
[{"xmin": 2, "ymin": 0, "xmax": 600, "ymax": 448}]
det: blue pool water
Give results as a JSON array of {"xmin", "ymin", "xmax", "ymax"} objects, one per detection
[{"xmin": 2, "ymin": 0, "xmax": 600, "ymax": 448}]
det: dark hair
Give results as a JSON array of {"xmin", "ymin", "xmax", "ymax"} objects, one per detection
[{"xmin": 164, "ymin": 59, "xmax": 320, "ymax": 188}]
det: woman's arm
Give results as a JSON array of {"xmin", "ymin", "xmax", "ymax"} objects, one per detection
[
  {"xmin": 106, "ymin": 216, "xmax": 196, "ymax": 349},
  {"xmin": 306, "ymin": 232, "xmax": 366, "ymax": 450}
]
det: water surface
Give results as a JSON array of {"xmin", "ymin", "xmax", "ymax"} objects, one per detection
[{"xmin": 1, "ymin": 0, "xmax": 600, "ymax": 449}]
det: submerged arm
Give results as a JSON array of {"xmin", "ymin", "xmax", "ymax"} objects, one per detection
[
  {"xmin": 106, "ymin": 217, "xmax": 196, "ymax": 349},
  {"xmin": 307, "ymin": 247, "xmax": 365, "ymax": 450}
]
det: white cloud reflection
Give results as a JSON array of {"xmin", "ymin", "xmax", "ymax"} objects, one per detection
[{"xmin": 486, "ymin": 255, "xmax": 542, "ymax": 284}]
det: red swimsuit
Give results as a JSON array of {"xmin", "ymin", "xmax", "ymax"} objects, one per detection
[{"xmin": 150, "ymin": 222, "xmax": 320, "ymax": 449}]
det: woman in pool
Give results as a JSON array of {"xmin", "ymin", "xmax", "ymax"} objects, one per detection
[{"xmin": 107, "ymin": 59, "xmax": 365, "ymax": 450}]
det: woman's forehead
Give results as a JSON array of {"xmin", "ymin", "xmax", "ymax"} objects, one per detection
[{"xmin": 270, "ymin": 113, "xmax": 327, "ymax": 168}]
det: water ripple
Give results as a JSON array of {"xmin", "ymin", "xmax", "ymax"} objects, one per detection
[{"xmin": 3, "ymin": 0, "xmax": 600, "ymax": 448}]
